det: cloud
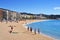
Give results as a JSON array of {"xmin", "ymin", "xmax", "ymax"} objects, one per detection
[{"xmin": 54, "ymin": 7, "xmax": 60, "ymax": 10}]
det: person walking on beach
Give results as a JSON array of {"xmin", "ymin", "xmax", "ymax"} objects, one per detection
[
  {"xmin": 27, "ymin": 26, "xmax": 29, "ymax": 31},
  {"xmin": 38, "ymin": 28, "xmax": 40, "ymax": 34},
  {"xmin": 9, "ymin": 26, "xmax": 13, "ymax": 33},
  {"xmin": 11, "ymin": 26, "xmax": 13, "ymax": 30},
  {"xmin": 9, "ymin": 30, "xmax": 12, "ymax": 33},
  {"xmin": 30, "ymin": 27, "xmax": 32, "ymax": 32},
  {"xmin": 34, "ymin": 29, "xmax": 36, "ymax": 34}
]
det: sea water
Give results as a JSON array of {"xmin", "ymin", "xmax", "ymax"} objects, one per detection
[{"xmin": 26, "ymin": 20, "xmax": 60, "ymax": 40}]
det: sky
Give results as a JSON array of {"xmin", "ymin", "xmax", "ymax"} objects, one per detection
[{"xmin": 0, "ymin": 0, "xmax": 60, "ymax": 15}]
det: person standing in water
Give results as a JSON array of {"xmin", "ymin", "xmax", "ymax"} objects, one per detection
[
  {"xmin": 34, "ymin": 28, "xmax": 36, "ymax": 34},
  {"xmin": 38, "ymin": 28, "xmax": 40, "ymax": 34}
]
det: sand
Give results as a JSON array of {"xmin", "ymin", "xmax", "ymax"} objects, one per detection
[{"xmin": 0, "ymin": 20, "xmax": 54, "ymax": 40}]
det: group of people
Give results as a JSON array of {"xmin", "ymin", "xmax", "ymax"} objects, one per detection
[
  {"xmin": 9, "ymin": 25, "xmax": 16, "ymax": 33},
  {"xmin": 27, "ymin": 27, "xmax": 40, "ymax": 34}
]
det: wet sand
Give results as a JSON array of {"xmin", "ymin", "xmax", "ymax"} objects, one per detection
[{"xmin": 0, "ymin": 20, "xmax": 54, "ymax": 40}]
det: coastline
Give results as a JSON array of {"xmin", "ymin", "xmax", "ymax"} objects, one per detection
[
  {"xmin": 23, "ymin": 19, "xmax": 55, "ymax": 40},
  {"xmin": 23, "ymin": 20, "xmax": 46, "ymax": 29},
  {"xmin": 0, "ymin": 20, "xmax": 54, "ymax": 40}
]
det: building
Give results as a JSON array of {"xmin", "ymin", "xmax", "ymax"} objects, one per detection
[
  {"xmin": 20, "ymin": 12, "xmax": 35, "ymax": 19},
  {"xmin": 0, "ymin": 8, "xmax": 17, "ymax": 21},
  {"xmin": 0, "ymin": 10, "xmax": 3, "ymax": 21},
  {"xmin": 0, "ymin": 8, "xmax": 7, "ymax": 21},
  {"xmin": 0, "ymin": 8, "xmax": 47, "ymax": 21},
  {"xmin": 8, "ymin": 11, "xmax": 17, "ymax": 21}
]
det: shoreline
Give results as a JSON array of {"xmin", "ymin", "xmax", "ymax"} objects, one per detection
[
  {"xmin": 23, "ymin": 20, "xmax": 55, "ymax": 40},
  {"xmin": 0, "ymin": 20, "xmax": 55, "ymax": 40}
]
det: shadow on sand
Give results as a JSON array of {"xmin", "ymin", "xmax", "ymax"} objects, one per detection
[{"xmin": 12, "ymin": 32, "xmax": 19, "ymax": 34}]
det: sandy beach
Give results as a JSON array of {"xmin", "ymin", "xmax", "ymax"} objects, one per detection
[{"xmin": 0, "ymin": 20, "xmax": 54, "ymax": 40}]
